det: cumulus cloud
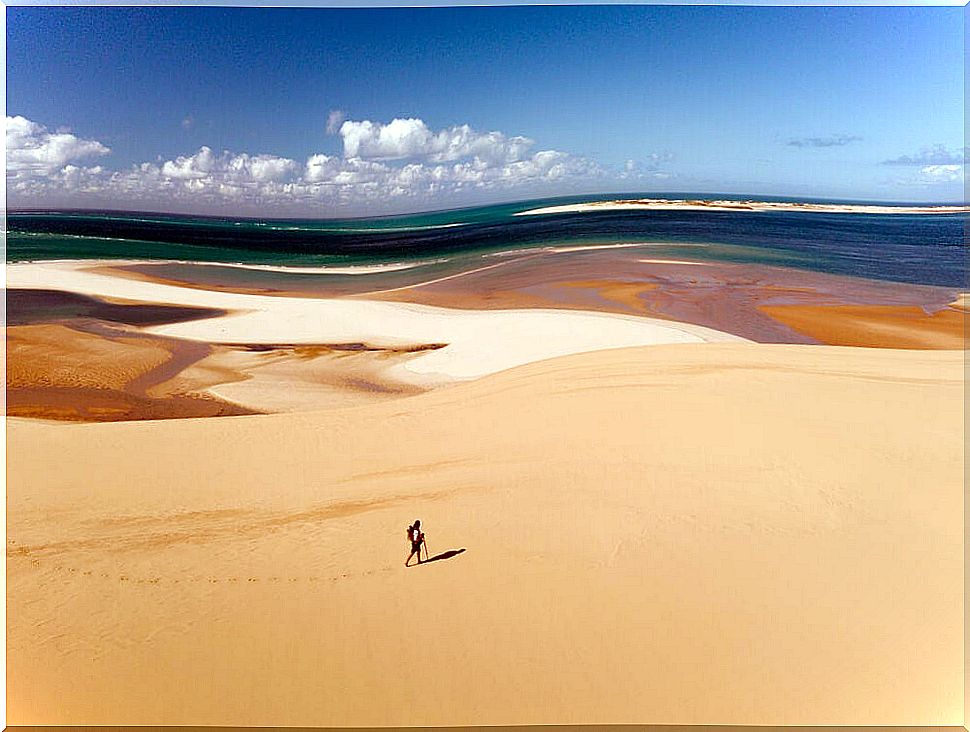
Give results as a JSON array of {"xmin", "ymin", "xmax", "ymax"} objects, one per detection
[
  {"xmin": 338, "ymin": 117, "xmax": 534, "ymax": 165},
  {"xmin": 157, "ymin": 146, "xmax": 299, "ymax": 184},
  {"xmin": 882, "ymin": 144, "xmax": 968, "ymax": 166},
  {"xmin": 7, "ymin": 115, "xmax": 617, "ymax": 213},
  {"xmin": 6, "ymin": 115, "xmax": 110, "ymax": 175},
  {"xmin": 787, "ymin": 134, "xmax": 862, "ymax": 148}
]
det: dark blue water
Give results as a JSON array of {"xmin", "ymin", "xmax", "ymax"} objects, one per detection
[{"xmin": 7, "ymin": 193, "xmax": 967, "ymax": 287}]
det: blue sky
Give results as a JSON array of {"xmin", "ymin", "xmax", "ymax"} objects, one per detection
[{"xmin": 6, "ymin": 5, "xmax": 966, "ymax": 214}]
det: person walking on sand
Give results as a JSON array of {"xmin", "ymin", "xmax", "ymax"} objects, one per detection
[{"xmin": 405, "ymin": 520, "xmax": 426, "ymax": 567}]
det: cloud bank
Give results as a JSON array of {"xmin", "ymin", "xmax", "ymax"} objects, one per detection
[
  {"xmin": 787, "ymin": 134, "xmax": 861, "ymax": 148},
  {"xmin": 7, "ymin": 115, "xmax": 628, "ymax": 214},
  {"xmin": 876, "ymin": 145, "xmax": 965, "ymax": 189},
  {"xmin": 882, "ymin": 144, "xmax": 968, "ymax": 166}
]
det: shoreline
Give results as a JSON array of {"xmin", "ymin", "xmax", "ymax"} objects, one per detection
[
  {"xmin": 6, "ymin": 260, "xmax": 746, "ymax": 388},
  {"xmin": 6, "ymin": 256, "xmax": 965, "ymax": 421}
]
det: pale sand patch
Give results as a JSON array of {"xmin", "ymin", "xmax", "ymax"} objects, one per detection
[
  {"xmin": 195, "ymin": 259, "xmax": 444, "ymax": 275},
  {"xmin": 93, "ymin": 258, "xmax": 445, "ymax": 275},
  {"xmin": 162, "ymin": 345, "xmax": 428, "ymax": 413},
  {"xmin": 7, "ymin": 261, "xmax": 747, "ymax": 388},
  {"xmin": 516, "ymin": 198, "xmax": 970, "ymax": 216},
  {"xmin": 637, "ymin": 258, "xmax": 715, "ymax": 266},
  {"xmin": 948, "ymin": 293, "xmax": 970, "ymax": 311},
  {"xmin": 6, "ymin": 344, "xmax": 962, "ymax": 726},
  {"xmin": 483, "ymin": 241, "xmax": 707, "ymax": 257}
]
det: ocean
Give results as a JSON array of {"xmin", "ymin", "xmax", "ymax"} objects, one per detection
[{"xmin": 6, "ymin": 193, "xmax": 967, "ymax": 288}]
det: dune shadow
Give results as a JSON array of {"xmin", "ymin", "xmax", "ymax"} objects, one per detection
[{"xmin": 421, "ymin": 548, "xmax": 466, "ymax": 565}]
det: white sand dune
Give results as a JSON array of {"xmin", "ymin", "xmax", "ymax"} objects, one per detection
[
  {"xmin": 637, "ymin": 258, "xmax": 714, "ymax": 266},
  {"xmin": 7, "ymin": 261, "xmax": 746, "ymax": 386},
  {"xmin": 162, "ymin": 258, "xmax": 445, "ymax": 275},
  {"xmin": 6, "ymin": 343, "xmax": 963, "ymax": 726},
  {"xmin": 14, "ymin": 257, "xmax": 439, "ymax": 275}
]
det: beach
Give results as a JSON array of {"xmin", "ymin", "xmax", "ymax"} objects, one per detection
[
  {"xmin": 6, "ymin": 251, "xmax": 964, "ymax": 419},
  {"xmin": 7, "ymin": 1, "xmax": 967, "ymax": 725},
  {"xmin": 5, "ymin": 242, "xmax": 966, "ymax": 726}
]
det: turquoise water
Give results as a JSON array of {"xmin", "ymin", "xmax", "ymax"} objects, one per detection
[{"xmin": 6, "ymin": 193, "xmax": 966, "ymax": 287}]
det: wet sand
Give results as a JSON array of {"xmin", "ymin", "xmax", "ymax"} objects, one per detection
[
  {"xmin": 6, "ymin": 287, "xmax": 227, "ymax": 326},
  {"xmin": 760, "ymin": 303, "xmax": 966, "ymax": 349},
  {"xmin": 6, "ymin": 253, "xmax": 964, "ymax": 421},
  {"xmin": 99, "ymin": 251, "xmax": 963, "ymax": 348},
  {"xmin": 6, "ymin": 259, "xmax": 746, "ymax": 419}
]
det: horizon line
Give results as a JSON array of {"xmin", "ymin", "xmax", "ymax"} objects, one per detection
[{"xmin": 6, "ymin": 190, "xmax": 969, "ymax": 223}]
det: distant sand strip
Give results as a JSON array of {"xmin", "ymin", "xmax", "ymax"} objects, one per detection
[
  {"xmin": 7, "ymin": 261, "xmax": 747, "ymax": 388},
  {"xmin": 18, "ymin": 257, "xmax": 443, "ymax": 276},
  {"xmin": 516, "ymin": 198, "xmax": 970, "ymax": 216}
]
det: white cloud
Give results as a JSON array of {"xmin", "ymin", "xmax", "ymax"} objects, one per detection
[
  {"xmin": 155, "ymin": 146, "xmax": 299, "ymax": 185},
  {"xmin": 6, "ymin": 115, "xmax": 110, "ymax": 175},
  {"xmin": 338, "ymin": 117, "xmax": 534, "ymax": 165},
  {"xmin": 7, "ymin": 115, "xmax": 616, "ymax": 213},
  {"xmin": 161, "ymin": 146, "xmax": 216, "ymax": 179},
  {"xmin": 917, "ymin": 164, "xmax": 963, "ymax": 184}
]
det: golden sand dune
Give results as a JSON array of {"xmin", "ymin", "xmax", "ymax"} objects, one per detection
[
  {"xmin": 6, "ymin": 323, "xmax": 254, "ymax": 421},
  {"xmin": 7, "ymin": 343, "xmax": 962, "ymax": 726}
]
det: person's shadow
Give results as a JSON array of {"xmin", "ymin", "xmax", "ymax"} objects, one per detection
[{"xmin": 421, "ymin": 548, "xmax": 466, "ymax": 565}]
